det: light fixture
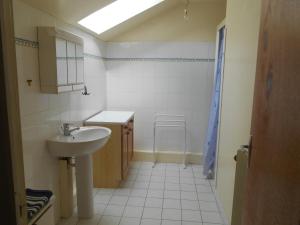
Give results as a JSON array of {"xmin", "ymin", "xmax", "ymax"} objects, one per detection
[
  {"xmin": 184, "ymin": 0, "xmax": 190, "ymax": 20},
  {"xmin": 78, "ymin": 0, "xmax": 165, "ymax": 34}
]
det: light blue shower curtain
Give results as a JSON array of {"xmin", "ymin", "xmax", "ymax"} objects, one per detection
[{"xmin": 203, "ymin": 26, "xmax": 225, "ymax": 178}]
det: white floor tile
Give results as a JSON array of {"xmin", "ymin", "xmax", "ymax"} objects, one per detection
[
  {"xmin": 139, "ymin": 170, "xmax": 152, "ymax": 176},
  {"xmin": 165, "ymin": 176, "xmax": 180, "ymax": 184},
  {"xmin": 151, "ymin": 170, "xmax": 166, "ymax": 176},
  {"xmin": 140, "ymin": 219, "xmax": 161, "ymax": 225},
  {"xmin": 199, "ymin": 201, "xmax": 218, "ymax": 212},
  {"xmin": 149, "ymin": 182, "xmax": 165, "ymax": 190},
  {"xmin": 131, "ymin": 189, "xmax": 148, "ymax": 197},
  {"xmin": 181, "ymin": 200, "xmax": 199, "ymax": 210},
  {"xmin": 164, "ymin": 190, "xmax": 180, "ymax": 199},
  {"xmin": 202, "ymin": 223, "xmax": 222, "ymax": 225},
  {"xmin": 180, "ymin": 171, "xmax": 194, "ymax": 178},
  {"xmin": 162, "ymin": 220, "xmax": 181, "ymax": 225},
  {"xmin": 197, "ymin": 193, "xmax": 216, "ymax": 202},
  {"xmin": 145, "ymin": 198, "xmax": 164, "ymax": 208},
  {"xmin": 194, "ymin": 173, "xmax": 207, "ymax": 179},
  {"xmin": 162, "ymin": 208, "xmax": 181, "ymax": 220},
  {"xmin": 99, "ymin": 216, "xmax": 121, "ymax": 225},
  {"xmin": 134, "ymin": 181, "xmax": 150, "ymax": 189},
  {"xmin": 123, "ymin": 206, "xmax": 143, "ymax": 218},
  {"xmin": 201, "ymin": 212, "xmax": 223, "ymax": 224},
  {"xmin": 142, "ymin": 207, "xmax": 162, "ymax": 219},
  {"xmin": 98, "ymin": 189, "xmax": 115, "ymax": 194},
  {"xmin": 180, "ymin": 177, "xmax": 195, "ymax": 184},
  {"xmin": 181, "ymin": 191, "xmax": 198, "ymax": 201},
  {"xmin": 166, "ymin": 171, "xmax": 180, "ymax": 177},
  {"xmin": 194, "ymin": 179, "xmax": 210, "ymax": 186},
  {"xmin": 94, "ymin": 194, "xmax": 112, "ymax": 204},
  {"xmin": 103, "ymin": 205, "xmax": 125, "ymax": 217},
  {"xmin": 182, "ymin": 221, "xmax": 202, "ymax": 225},
  {"xmin": 136, "ymin": 175, "xmax": 151, "ymax": 182},
  {"xmin": 147, "ymin": 190, "xmax": 164, "ymax": 198},
  {"xmin": 180, "ymin": 184, "xmax": 196, "ymax": 192},
  {"xmin": 114, "ymin": 188, "xmax": 131, "ymax": 196},
  {"xmin": 165, "ymin": 182, "xmax": 180, "ymax": 191},
  {"xmin": 109, "ymin": 196, "xmax": 128, "ymax": 205},
  {"xmin": 151, "ymin": 176, "xmax": 165, "ymax": 182},
  {"xmin": 94, "ymin": 203, "xmax": 106, "ymax": 215},
  {"xmin": 119, "ymin": 217, "xmax": 141, "ymax": 225},
  {"xmin": 196, "ymin": 185, "xmax": 212, "ymax": 193},
  {"xmin": 90, "ymin": 162, "xmax": 226, "ymax": 225},
  {"xmin": 163, "ymin": 199, "xmax": 181, "ymax": 209},
  {"xmin": 93, "ymin": 189, "xmax": 99, "ymax": 196},
  {"xmin": 127, "ymin": 197, "xmax": 146, "ymax": 207},
  {"xmin": 182, "ymin": 210, "xmax": 202, "ymax": 222}
]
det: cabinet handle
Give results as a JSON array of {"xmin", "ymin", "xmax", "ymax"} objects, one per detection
[{"xmin": 126, "ymin": 131, "xmax": 130, "ymax": 135}]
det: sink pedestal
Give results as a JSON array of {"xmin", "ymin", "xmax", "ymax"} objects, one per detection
[{"xmin": 75, "ymin": 154, "xmax": 94, "ymax": 218}]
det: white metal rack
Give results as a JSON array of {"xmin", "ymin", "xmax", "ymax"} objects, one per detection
[{"xmin": 152, "ymin": 114, "xmax": 188, "ymax": 168}]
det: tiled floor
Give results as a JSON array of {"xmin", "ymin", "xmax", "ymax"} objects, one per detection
[{"xmin": 58, "ymin": 162, "xmax": 225, "ymax": 225}]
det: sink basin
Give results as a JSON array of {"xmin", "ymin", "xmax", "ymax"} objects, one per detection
[
  {"xmin": 47, "ymin": 126, "xmax": 111, "ymax": 219},
  {"xmin": 48, "ymin": 126, "xmax": 111, "ymax": 157}
]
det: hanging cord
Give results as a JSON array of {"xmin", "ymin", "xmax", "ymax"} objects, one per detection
[{"xmin": 184, "ymin": 0, "xmax": 190, "ymax": 20}]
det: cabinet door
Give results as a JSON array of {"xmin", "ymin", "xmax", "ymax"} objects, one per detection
[
  {"xmin": 128, "ymin": 120, "xmax": 134, "ymax": 161},
  {"xmin": 67, "ymin": 41, "xmax": 76, "ymax": 84},
  {"xmin": 55, "ymin": 38, "xmax": 67, "ymax": 85},
  {"xmin": 76, "ymin": 44, "xmax": 84, "ymax": 83},
  {"xmin": 122, "ymin": 126, "xmax": 128, "ymax": 179}
]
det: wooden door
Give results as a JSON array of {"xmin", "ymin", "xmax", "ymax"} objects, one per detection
[
  {"xmin": 242, "ymin": 0, "xmax": 300, "ymax": 224},
  {"xmin": 122, "ymin": 125, "xmax": 128, "ymax": 179}
]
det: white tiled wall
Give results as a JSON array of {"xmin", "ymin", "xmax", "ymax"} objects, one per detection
[
  {"xmin": 13, "ymin": 0, "xmax": 107, "ymax": 222},
  {"xmin": 106, "ymin": 42, "xmax": 215, "ymax": 153}
]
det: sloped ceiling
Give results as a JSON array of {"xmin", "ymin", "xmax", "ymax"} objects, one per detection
[{"xmin": 19, "ymin": 0, "xmax": 225, "ymax": 41}]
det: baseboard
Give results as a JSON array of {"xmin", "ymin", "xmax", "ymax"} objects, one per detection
[{"xmin": 133, "ymin": 150, "xmax": 202, "ymax": 164}]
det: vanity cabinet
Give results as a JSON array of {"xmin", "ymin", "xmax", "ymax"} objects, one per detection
[
  {"xmin": 38, "ymin": 27, "xmax": 84, "ymax": 93},
  {"xmin": 85, "ymin": 112, "xmax": 134, "ymax": 188},
  {"xmin": 121, "ymin": 119, "xmax": 134, "ymax": 179}
]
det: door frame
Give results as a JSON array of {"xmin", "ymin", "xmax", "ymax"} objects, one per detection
[
  {"xmin": 0, "ymin": 0, "xmax": 27, "ymax": 224},
  {"xmin": 213, "ymin": 19, "xmax": 226, "ymax": 187}
]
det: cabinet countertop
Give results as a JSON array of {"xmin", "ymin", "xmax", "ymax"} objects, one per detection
[{"xmin": 85, "ymin": 111, "xmax": 134, "ymax": 125}]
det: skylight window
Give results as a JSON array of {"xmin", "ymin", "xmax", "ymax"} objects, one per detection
[{"xmin": 78, "ymin": 0, "xmax": 165, "ymax": 34}]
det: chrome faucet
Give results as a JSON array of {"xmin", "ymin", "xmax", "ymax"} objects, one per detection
[{"xmin": 62, "ymin": 123, "xmax": 80, "ymax": 136}]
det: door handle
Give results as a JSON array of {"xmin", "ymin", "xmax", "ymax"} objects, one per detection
[{"xmin": 234, "ymin": 138, "xmax": 252, "ymax": 163}]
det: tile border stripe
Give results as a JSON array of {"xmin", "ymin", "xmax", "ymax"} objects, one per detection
[
  {"xmin": 15, "ymin": 37, "xmax": 215, "ymax": 62},
  {"xmin": 15, "ymin": 37, "xmax": 39, "ymax": 48}
]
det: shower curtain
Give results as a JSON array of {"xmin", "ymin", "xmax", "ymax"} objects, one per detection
[{"xmin": 203, "ymin": 26, "xmax": 225, "ymax": 178}]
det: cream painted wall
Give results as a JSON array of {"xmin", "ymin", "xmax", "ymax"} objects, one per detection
[
  {"xmin": 110, "ymin": 1, "xmax": 226, "ymax": 42},
  {"xmin": 215, "ymin": 0, "xmax": 261, "ymax": 223},
  {"xmin": 13, "ymin": 0, "xmax": 107, "ymax": 222}
]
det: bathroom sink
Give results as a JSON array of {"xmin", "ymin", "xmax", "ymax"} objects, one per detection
[
  {"xmin": 47, "ymin": 126, "xmax": 111, "ymax": 219},
  {"xmin": 48, "ymin": 126, "xmax": 111, "ymax": 157}
]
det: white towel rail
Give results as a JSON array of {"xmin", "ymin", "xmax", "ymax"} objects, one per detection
[{"xmin": 153, "ymin": 114, "xmax": 188, "ymax": 168}]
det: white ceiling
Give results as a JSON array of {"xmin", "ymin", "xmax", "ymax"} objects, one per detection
[{"xmin": 19, "ymin": 0, "xmax": 225, "ymax": 40}]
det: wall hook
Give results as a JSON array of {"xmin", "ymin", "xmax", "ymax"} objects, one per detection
[
  {"xmin": 82, "ymin": 85, "xmax": 91, "ymax": 95},
  {"xmin": 26, "ymin": 79, "xmax": 33, "ymax": 86}
]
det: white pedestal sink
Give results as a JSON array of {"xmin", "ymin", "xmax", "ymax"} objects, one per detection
[{"xmin": 47, "ymin": 126, "xmax": 111, "ymax": 218}]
